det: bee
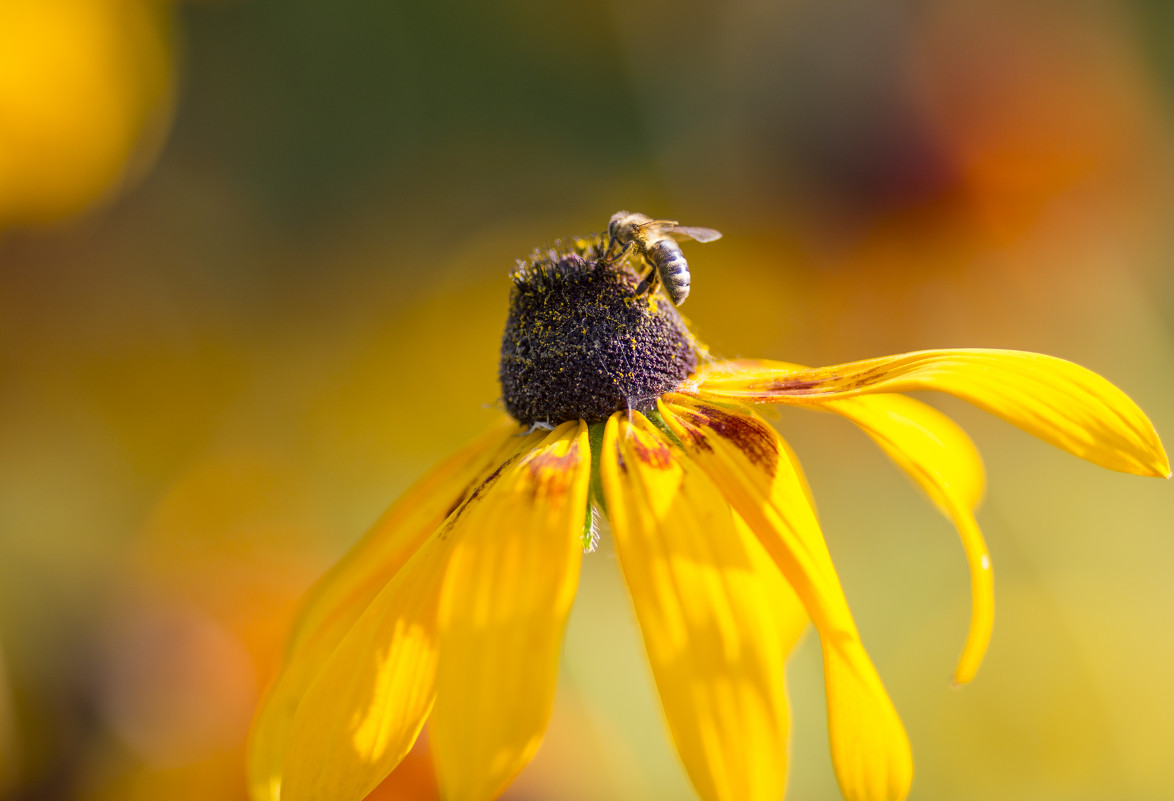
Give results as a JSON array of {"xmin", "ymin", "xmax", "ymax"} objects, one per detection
[{"xmin": 603, "ymin": 210, "xmax": 722, "ymax": 306}]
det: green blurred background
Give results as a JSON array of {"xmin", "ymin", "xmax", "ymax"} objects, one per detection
[{"xmin": 1, "ymin": 1, "xmax": 1172, "ymax": 799}]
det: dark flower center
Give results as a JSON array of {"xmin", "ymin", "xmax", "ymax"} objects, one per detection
[{"xmin": 499, "ymin": 236, "xmax": 699, "ymax": 426}]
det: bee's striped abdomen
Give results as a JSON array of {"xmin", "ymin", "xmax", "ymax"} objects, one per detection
[{"xmin": 648, "ymin": 239, "xmax": 691, "ymax": 305}]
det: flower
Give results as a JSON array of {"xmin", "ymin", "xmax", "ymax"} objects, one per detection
[
  {"xmin": 247, "ymin": 233, "xmax": 1168, "ymax": 801},
  {"xmin": 0, "ymin": 0, "xmax": 175, "ymax": 228}
]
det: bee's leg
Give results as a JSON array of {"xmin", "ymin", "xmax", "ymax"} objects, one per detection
[
  {"xmin": 635, "ymin": 264, "xmax": 660, "ymax": 296},
  {"xmin": 603, "ymin": 233, "xmax": 620, "ymax": 260},
  {"xmin": 607, "ymin": 240, "xmax": 634, "ymax": 265}
]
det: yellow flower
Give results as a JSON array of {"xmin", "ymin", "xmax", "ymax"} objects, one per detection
[
  {"xmin": 247, "ymin": 234, "xmax": 1168, "ymax": 801},
  {"xmin": 0, "ymin": 0, "xmax": 175, "ymax": 228}
]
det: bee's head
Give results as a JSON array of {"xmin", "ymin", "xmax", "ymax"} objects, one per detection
[{"xmin": 607, "ymin": 210, "xmax": 628, "ymax": 243}]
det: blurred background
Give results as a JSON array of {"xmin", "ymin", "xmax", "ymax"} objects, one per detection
[{"xmin": 1, "ymin": 0, "xmax": 1172, "ymax": 799}]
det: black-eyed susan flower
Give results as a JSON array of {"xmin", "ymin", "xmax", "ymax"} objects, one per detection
[{"xmin": 247, "ymin": 230, "xmax": 1168, "ymax": 801}]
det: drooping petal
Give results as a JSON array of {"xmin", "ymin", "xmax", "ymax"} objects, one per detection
[
  {"xmin": 430, "ymin": 421, "xmax": 591, "ymax": 801},
  {"xmin": 600, "ymin": 412, "xmax": 804, "ymax": 801},
  {"xmin": 247, "ymin": 420, "xmax": 528, "ymax": 801},
  {"xmin": 660, "ymin": 395, "xmax": 913, "ymax": 801},
  {"xmin": 693, "ymin": 350, "xmax": 1170, "ymax": 478},
  {"xmin": 278, "ymin": 429, "xmax": 544, "ymax": 801},
  {"xmin": 281, "ymin": 535, "xmax": 448, "ymax": 801},
  {"xmin": 821, "ymin": 394, "xmax": 992, "ymax": 685}
]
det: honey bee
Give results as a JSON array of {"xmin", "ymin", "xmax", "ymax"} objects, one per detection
[{"xmin": 603, "ymin": 211, "xmax": 722, "ymax": 306}]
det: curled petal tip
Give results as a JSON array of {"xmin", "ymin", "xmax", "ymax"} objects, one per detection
[
  {"xmin": 1137, "ymin": 451, "xmax": 1170, "ymax": 479},
  {"xmin": 1138, "ymin": 440, "xmax": 1169, "ymax": 478}
]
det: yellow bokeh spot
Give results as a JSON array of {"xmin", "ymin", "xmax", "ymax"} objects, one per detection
[{"xmin": 0, "ymin": 0, "xmax": 176, "ymax": 227}]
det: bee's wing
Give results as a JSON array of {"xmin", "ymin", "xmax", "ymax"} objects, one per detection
[
  {"xmin": 636, "ymin": 218, "xmax": 679, "ymax": 230},
  {"xmin": 665, "ymin": 225, "xmax": 722, "ymax": 244}
]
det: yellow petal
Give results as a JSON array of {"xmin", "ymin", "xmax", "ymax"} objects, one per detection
[
  {"xmin": 600, "ymin": 412, "xmax": 804, "ymax": 801},
  {"xmin": 248, "ymin": 420, "xmax": 533, "ymax": 801},
  {"xmin": 660, "ymin": 395, "xmax": 913, "ymax": 801},
  {"xmin": 821, "ymin": 394, "xmax": 992, "ymax": 685},
  {"xmin": 281, "ymin": 432, "xmax": 546, "ymax": 801},
  {"xmin": 694, "ymin": 350, "xmax": 1170, "ymax": 478},
  {"xmin": 431, "ymin": 421, "xmax": 591, "ymax": 801},
  {"xmin": 281, "ymin": 534, "xmax": 450, "ymax": 801}
]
